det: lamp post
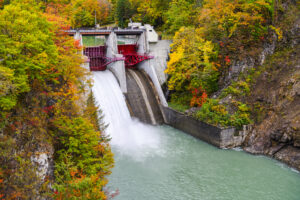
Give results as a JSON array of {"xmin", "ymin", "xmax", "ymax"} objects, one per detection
[{"xmin": 94, "ymin": 9, "xmax": 97, "ymax": 27}]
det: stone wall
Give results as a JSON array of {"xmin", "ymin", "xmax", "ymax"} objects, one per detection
[{"xmin": 162, "ymin": 106, "xmax": 246, "ymax": 148}]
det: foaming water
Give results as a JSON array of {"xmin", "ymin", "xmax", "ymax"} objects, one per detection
[{"xmin": 92, "ymin": 71, "xmax": 162, "ymax": 160}]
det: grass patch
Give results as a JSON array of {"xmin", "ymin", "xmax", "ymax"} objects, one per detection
[{"xmin": 168, "ymin": 102, "xmax": 189, "ymax": 113}]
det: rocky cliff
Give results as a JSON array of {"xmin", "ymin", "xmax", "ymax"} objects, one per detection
[
  {"xmin": 244, "ymin": 28, "xmax": 300, "ymax": 170},
  {"xmin": 219, "ymin": 1, "xmax": 300, "ymax": 170}
]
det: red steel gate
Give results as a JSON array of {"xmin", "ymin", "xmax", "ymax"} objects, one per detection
[
  {"xmin": 118, "ymin": 44, "xmax": 154, "ymax": 68},
  {"xmin": 84, "ymin": 46, "xmax": 123, "ymax": 71}
]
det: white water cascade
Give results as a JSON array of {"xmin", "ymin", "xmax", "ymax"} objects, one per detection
[{"xmin": 92, "ymin": 71, "xmax": 163, "ymax": 159}]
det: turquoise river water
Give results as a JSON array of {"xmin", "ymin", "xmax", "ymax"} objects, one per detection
[{"xmin": 107, "ymin": 125, "xmax": 300, "ymax": 200}]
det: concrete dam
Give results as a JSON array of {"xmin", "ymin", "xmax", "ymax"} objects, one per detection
[
  {"xmin": 69, "ymin": 26, "xmax": 260, "ymax": 148},
  {"xmin": 70, "ymin": 27, "xmax": 169, "ymax": 124}
]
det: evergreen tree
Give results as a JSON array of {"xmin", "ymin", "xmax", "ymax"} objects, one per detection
[{"xmin": 115, "ymin": 0, "xmax": 131, "ymax": 28}]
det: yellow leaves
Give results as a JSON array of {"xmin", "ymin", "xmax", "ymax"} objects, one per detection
[
  {"xmin": 167, "ymin": 46, "xmax": 184, "ymax": 68},
  {"xmin": 212, "ymin": 104, "xmax": 228, "ymax": 115},
  {"xmin": 255, "ymin": 0, "xmax": 271, "ymax": 7},
  {"xmin": 270, "ymin": 25, "xmax": 283, "ymax": 40},
  {"xmin": 165, "ymin": 26, "xmax": 219, "ymax": 94},
  {"xmin": 202, "ymin": 40, "xmax": 214, "ymax": 63},
  {"xmin": 197, "ymin": 0, "xmax": 272, "ymax": 39}
]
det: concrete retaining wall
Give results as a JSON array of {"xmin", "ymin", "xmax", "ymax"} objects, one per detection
[{"xmin": 162, "ymin": 106, "xmax": 245, "ymax": 148}]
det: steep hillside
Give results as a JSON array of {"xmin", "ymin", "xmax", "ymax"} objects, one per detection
[
  {"xmin": 244, "ymin": 30, "xmax": 300, "ymax": 170},
  {"xmin": 0, "ymin": 2, "xmax": 113, "ymax": 199},
  {"xmin": 218, "ymin": 1, "xmax": 300, "ymax": 170}
]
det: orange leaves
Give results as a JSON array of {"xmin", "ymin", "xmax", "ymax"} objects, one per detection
[
  {"xmin": 190, "ymin": 87, "xmax": 208, "ymax": 107},
  {"xmin": 198, "ymin": 0, "xmax": 272, "ymax": 40},
  {"xmin": 53, "ymin": 170, "xmax": 109, "ymax": 200},
  {"xmin": 73, "ymin": 39, "xmax": 82, "ymax": 51}
]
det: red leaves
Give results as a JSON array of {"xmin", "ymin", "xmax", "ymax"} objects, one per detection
[
  {"xmin": 190, "ymin": 87, "xmax": 208, "ymax": 107},
  {"xmin": 219, "ymin": 41, "xmax": 225, "ymax": 47},
  {"xmin": 43, "ymin": 105, "xmax": 54, "ymax": 114},
  {"xmin": 225, "ymin": 56, "xmax": 231, "ymax": 65},
  {"xmin": 110, "ymin": 189, "xmax": 120, "ymax": 198}
]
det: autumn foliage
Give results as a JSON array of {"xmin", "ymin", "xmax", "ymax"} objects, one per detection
[
  {"xmin": 164, "ymin": 0, "xmax": 276, "ymax": 128},
  {"xmin": 0, "ymin": 1, "xmax": 113, "ymax": 199}
]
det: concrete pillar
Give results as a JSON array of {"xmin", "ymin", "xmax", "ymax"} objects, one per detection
[
  {"xmin": 106, "ymin": 32, "xmax": 127, "ymax": 93},
  {"xmin": 136, "ymin": 31, "xmax": 168, "ymax": 107},
  {"xmin": 138, "ymin": 60, "xmax": 168, "ymax": 107},
  {"xmin": 74, "ymin": 31, "xmax": 90, "ymax": 71},
  {"xmin": 137, "ymin": 32, "xmax": 149, "ymax": 54},
  {"xmin": 74, "ymin": 31, "xmax": 83, "ymax": 55}
]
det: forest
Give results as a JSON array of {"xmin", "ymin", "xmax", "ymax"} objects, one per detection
[{"xmin": 0, "ymin": 0, "xmax": 299, "ymax": 199}]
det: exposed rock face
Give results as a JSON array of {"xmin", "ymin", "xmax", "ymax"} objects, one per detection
[
  {"xmin": 243, "ymin": 13, "xmax": 300, "ymax": 170},
  {"xmin": 31, "ymin": 145, "xmax": 54, "ymax": 183},
  {"xmin": 244, "ymin": 59, "xmax": 300, "ymax": 170},
  {"xmin": 215, "ymin": 0, "xmax": 300, "ymax": 171},
  {"xmin": 274, "ymin": 146, "xmax": 300, "ymax": 170}
]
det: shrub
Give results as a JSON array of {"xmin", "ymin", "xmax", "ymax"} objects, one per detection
[{"xmin": 194, "ymin": 98, "xmax": 252, "ymax": 129}]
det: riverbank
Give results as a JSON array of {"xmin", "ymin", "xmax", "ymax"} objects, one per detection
[{"xmin": 161, "ymin": 106, "xmax": 300, "ymax": 172}]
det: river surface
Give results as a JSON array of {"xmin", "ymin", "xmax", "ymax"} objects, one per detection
[
  {"xmin": 92, "ymin": 71, "xmax": 300, "ymax": 200},
  {"xmin": 107, "ymin": 125, "xmax": 300, "ymax": 200}
]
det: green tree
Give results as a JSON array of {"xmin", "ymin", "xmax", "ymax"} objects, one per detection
[
  {"xmin": 0, "ymin": 1, "xmax": 57, "ymax": 121},
  {"xmin": 115, "ymin": 0, "xmax": 131, "ymax": 27},
  {"xmin": 135, "ymin": 0, "xmax": 171, "ymax": 27},
  {"xmin": 165, "ymin": 27, "xmax": 219, "ymax": 98},
  {"xmin": 165, "ymin": 0, "xmax": 198, "ymax": 33}
]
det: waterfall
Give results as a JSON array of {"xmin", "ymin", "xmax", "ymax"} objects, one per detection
[{"xmin": 92, "ymin": 71, "xmax": 162, "ymax": 159}]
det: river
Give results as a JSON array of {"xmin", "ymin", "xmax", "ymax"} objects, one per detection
[{"xmin": 92, "ymin": 71, "xmax": 300, "ymax": 200}]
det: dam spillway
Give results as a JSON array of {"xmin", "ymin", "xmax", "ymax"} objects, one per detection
[
  {"xmin": 125, "ymin": 69, "xmax": 164, "ymax": 125},
  {"xmin": 92, "ymin": 71, "xmax": 162, "ymax": 155},
  {"xmin": 92, "ymin": 70, "xmax": 300, "ymax": 200}
]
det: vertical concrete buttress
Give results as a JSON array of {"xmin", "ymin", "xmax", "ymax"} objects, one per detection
[
  {"xmin": 106, "ymin": 32, "xmax": 127, "ymax": 93},
  {"xmin": 137, "ymin": 32, "xmax": 168, "ymax": 107},
  {"xmin": 75, "ymin": 31, "xmax": 90, "ymax": 71},
  {"xmin": 74, "ymin": 31, "xmax": 83, "ymax": 55}
]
